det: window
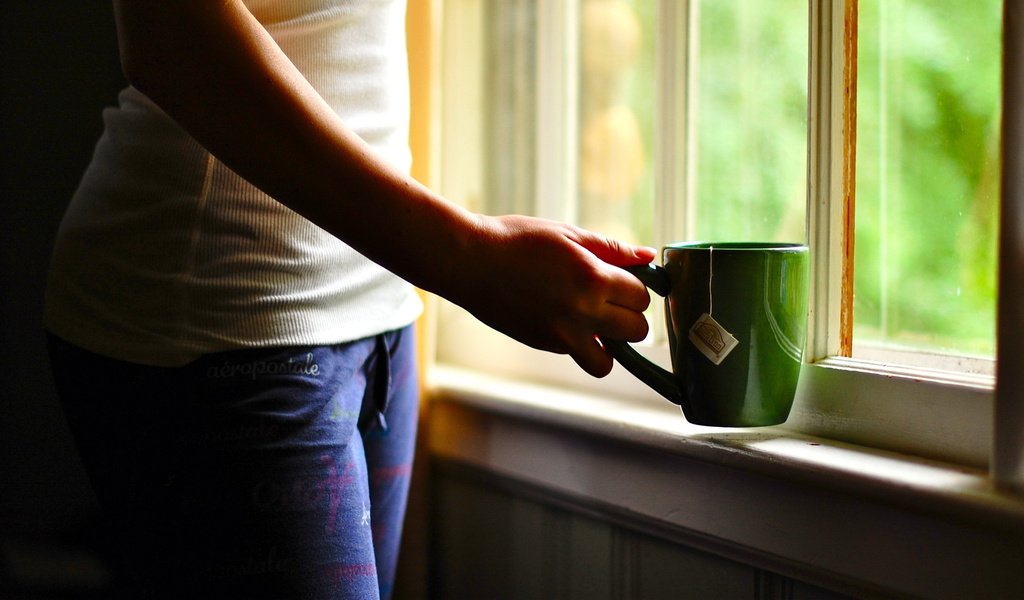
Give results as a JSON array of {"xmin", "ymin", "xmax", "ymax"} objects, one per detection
[{"xmin": 433, "ymin": 0, "xmax": 1008, "ymax": 470}]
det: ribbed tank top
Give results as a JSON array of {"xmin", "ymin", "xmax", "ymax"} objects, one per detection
[{"xmin": 44, "ymin": 0, "xmax": 423, "ymax": 367}]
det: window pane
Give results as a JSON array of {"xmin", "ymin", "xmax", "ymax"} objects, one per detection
[
  {"xmin": 854, "ymin": 0, "xmax": 1001, "ymax": 360},
  {"xmin": 577, "ymin": 0, "xmax": 656, "ymax": 245},
  {"xmin": 482, "ymin": 0, "xmax": 538, "ymax": 216},
  {"xmin": 691, "ymin": 0, "xmax": 808, "ymax": 243}
]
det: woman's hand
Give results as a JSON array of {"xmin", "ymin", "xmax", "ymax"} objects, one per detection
[{"xmin": 446, "ymin": 215, "xmax": 656, "ymax": 377}]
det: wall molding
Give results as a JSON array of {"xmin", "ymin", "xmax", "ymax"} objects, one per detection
[{"xmin": 428, "ymin": 367, "xmax": 1024, "ymax": 599}]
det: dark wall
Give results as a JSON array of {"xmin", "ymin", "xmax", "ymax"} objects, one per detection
[{"xmin": 1, "ymin": 3, "xmax": 125, "ymax": 538}]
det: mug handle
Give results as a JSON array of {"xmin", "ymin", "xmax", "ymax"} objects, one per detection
[{"xmin": 599, "ymin": 265, "xmax": 689, "ymax": 411}]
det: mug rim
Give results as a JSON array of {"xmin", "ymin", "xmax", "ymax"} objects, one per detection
[{"xmin": 664, "ymin": 241, "xmax": 808, "ymax": 252}]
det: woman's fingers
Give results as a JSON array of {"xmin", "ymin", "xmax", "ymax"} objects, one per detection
[
  {"xmin": 592, "ymin": 300, "xmax": 650, "ymax": 342},
  {"xmin": 569, "ymin": 336, "xmax": 616, "ymax": 378},
  {"xmin": 570, "ymin": 227, "xmax": 657, "ymax": 268},
  {"xmin": 564, "ymin": 300, "xmax": 650, "ymax": 378},
  {"xmin": 602, "ymin": 265, "xmax": 654, "ymax": 313},
  {"xmin": 565, "ymin": 225, "xmax": 654, "ymax": 313}
]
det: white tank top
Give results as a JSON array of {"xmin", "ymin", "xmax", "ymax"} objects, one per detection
[{"xmin": 44, "ymin": 0, "xmax": 422, "ymax": 366}]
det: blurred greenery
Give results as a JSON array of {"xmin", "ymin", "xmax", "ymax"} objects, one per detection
[
  {"xmin": 688, "ymin": 0, "xmax": 1000, "ymax": 358},
  {"xmin": 485, "ymin": 0, "xmax": 1001, "ymax": 359},
  {"xmin": 854, "ymin": 0, "xmax": 1000, "ymax": 357},
  {"xmin": 693, "ymin": 0, "xmax": 808, "ymax": 245}
]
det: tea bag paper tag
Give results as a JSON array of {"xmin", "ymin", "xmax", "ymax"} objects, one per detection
[{"xmin": 688, "ymin": 313, "xmax": 739, "ymax": 365}]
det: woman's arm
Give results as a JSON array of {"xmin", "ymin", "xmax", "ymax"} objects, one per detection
[{"xmin": 112, "ymin": 0, "xmax": 655, "ymax": 376}]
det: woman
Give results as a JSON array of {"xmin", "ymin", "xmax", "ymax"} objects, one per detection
[{"xmin": 45, "ymin": 1, "xmax": 654, "ymax": 597}]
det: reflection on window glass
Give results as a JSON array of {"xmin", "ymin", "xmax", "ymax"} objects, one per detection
[
  {"xmin": 692, "ymin": 0, "xmax": 808, "ymax": 243},
  {"xmin": 577, "ymin": 0, "xmax": 655, "ymax": 245},
  {"xmin": 855, "ymin": 0, "xmax": 1000, "ymax": 359}
]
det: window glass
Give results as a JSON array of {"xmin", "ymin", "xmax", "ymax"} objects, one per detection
[
  {"xmin": 482, "ymin": 0, "xmax": 538, "ymax": 216},
  {"xmin": 691, "ymin": 0, "xmax": 808, "ymax": 243},
  {"xmin": 577, "ymin": 0, "xmax": 655, "ymax": 246},
  {"xmin": 854, "ymin": 0, "xmax": 1001, "ymax": 362},
  {"xmin": 446, "ymin": 0, "xmax": 999, "ymax": 377}
]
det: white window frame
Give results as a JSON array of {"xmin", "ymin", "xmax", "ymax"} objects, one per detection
[{"xmin": 431, "ymin": 0, "xmax": 1023, "ymax": 482}]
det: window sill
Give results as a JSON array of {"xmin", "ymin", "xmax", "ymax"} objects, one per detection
[
  {"xmin": 434, "ymin": 301, "xmax": 993, "ymax": 467},
  {"xmin": 426, "ymin": 364, "xmax": 1024, "ymax": 598}
]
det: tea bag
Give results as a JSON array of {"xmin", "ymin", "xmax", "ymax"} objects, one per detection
[
  {"xmin": 688, "ymin": 313, "xmax": 739, "ymax": 365},
  {"xmin": 688, "ymin": 245, "xmax": 739, "ymax": 365}
]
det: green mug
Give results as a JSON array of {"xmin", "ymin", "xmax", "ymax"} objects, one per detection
[{"xmin": 602, "ymin": 242, "xmax": 809, "ymax": 427}]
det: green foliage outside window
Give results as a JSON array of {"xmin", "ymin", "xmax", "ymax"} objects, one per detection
[
  {"xmin": 688, "ymin": 0, "xmax": 1000, "ymax": 358},
  {"xmin": 855, "ymin": 0, "xmax": 1000, "ymax": 357},
  {"xmin": 486, "ymin": 0, "xmax": 1001, "ymax": 360}
]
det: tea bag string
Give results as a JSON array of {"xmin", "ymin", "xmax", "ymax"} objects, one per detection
[{"xmin": 708, "ymin": 245, "xmax": 714, "ymax": 315}]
